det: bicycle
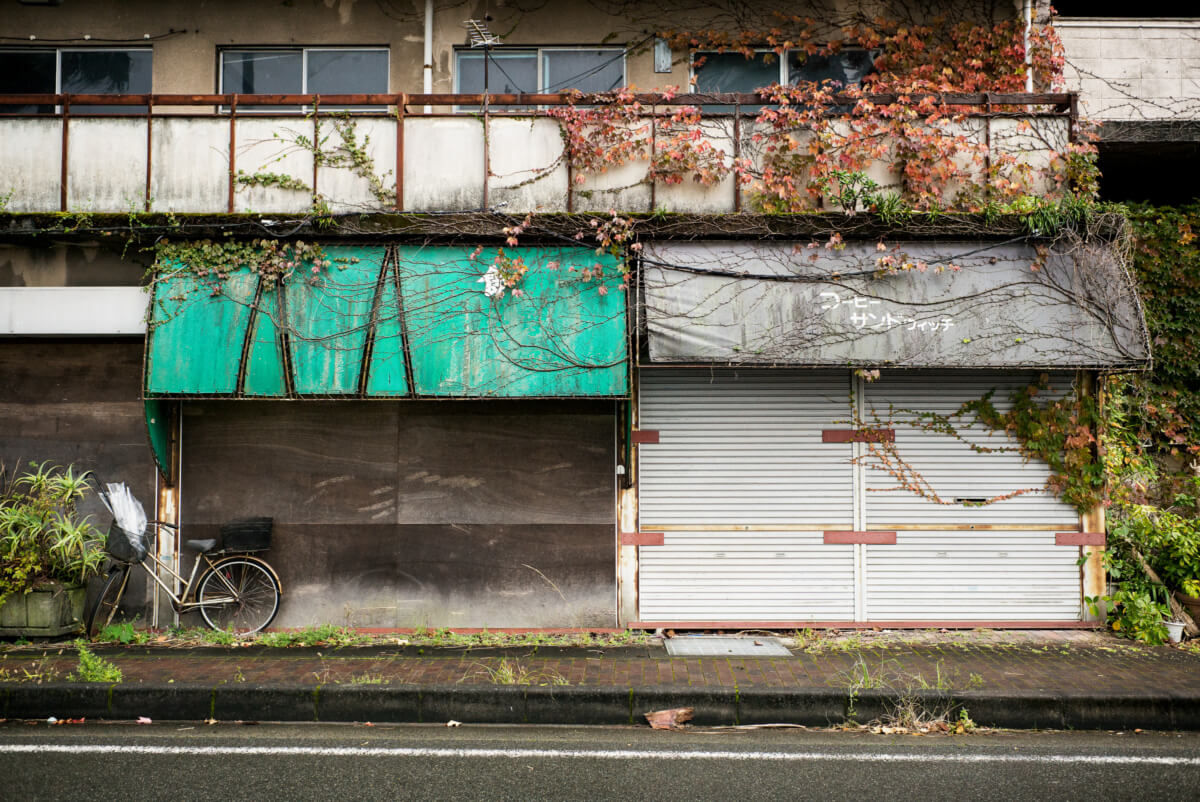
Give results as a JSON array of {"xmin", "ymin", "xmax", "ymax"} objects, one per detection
[{"xmin": 86, "ymin": 484, "xmax": 283, "ymax": 637}]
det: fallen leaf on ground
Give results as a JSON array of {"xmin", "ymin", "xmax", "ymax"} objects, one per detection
[
  {"xmin": 645, "ymin": 707, "xmax": 694, "ymax": 730},
  {"xmin": 137, "ymin": 717, "xmax": 152, "ymax": 724},
  {"xmin": 446, "ymin": 720, "xmax": 462, "ymax": 727},
  {"xmin": 204, "ymin": 718, "xmax": 218, "ymax": 725}
]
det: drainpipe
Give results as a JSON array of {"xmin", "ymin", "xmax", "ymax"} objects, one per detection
[
  {"xmin": 1023, "ymin": 0, "xmax": 1033, "ymax": 92},
  {"xmin": 423, "ymin": 0, "xmax": 433, "ymax": 113}
]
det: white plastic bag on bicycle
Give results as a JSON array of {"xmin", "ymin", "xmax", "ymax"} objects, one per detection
[{"xmin": 100, "ymin": 482, "xmax": 147, "ymax": 536}]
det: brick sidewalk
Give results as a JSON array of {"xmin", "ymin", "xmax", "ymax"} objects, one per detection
[{"xmin": 4, "ymin": 635, "xmax": 1199, "ymax": 695}]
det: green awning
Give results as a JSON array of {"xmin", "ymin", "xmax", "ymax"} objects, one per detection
[{"xmin": 145, "ymin": 245, "xmax": 629, "ymax": 398}]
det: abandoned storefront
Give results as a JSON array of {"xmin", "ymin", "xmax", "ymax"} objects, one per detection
[
  {"xmin": 142, "ymin": 244, "xmax": 627, "ymax": 628},
  {"xmin": 627, "ymin": 238, "xmax": 1148, "ymax": 627}
]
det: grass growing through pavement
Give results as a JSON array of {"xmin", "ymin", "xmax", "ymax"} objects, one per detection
[
  {"xmin": 96, "ymin": 621, "xmax": 153, "ymax": 645},
  {"xmin": 839, "ymin": 655, "xmax": 982, "ymax": 734},
  {"xmin": 19, "ymin": 624, "xmax": 656, "ymax": 651},
  {"xmin": 461, "ymin": 657, "xmax": 569, "ymax": 686},
  {"xmin": 256, "ymin": 624, "xmax": 371, "ymax": 648},
  {"xmin": 0, "ymin": 654, "xmax": 60, "ymax": 683},
  {"xmin": 67, "ymin": 640, "xmax": 122, "ymax": 683}
]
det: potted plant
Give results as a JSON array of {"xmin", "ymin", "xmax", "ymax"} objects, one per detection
[
  {"xmin": 0, "ymin": 462, "xmax": 106, "ymax": 637},
  {"xmin": 1165, "ymin": 617, "xmax": 1187, "ymax": 645}
]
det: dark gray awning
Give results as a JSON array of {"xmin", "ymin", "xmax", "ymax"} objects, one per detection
[{"xmin": 642, "ymin": 239, "xmax": 1149, "ymax": 369}]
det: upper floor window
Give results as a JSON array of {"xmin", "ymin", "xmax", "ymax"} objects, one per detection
[
  {"xmin": 455, "ymin": 47, "xmax": 625, "ymax": 97},
  {"xmin": 219, "ymin": 47, "xmax": 388, "ymax": 109},
  {"xmin": 0, "ymin": 48, "xmax": 152, "ymax": 114},
  {"xmin": 693, "ymin": 48, "xmax": 876, "ymax": 110}
]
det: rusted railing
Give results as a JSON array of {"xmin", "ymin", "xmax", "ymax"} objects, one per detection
[{"xmin": 0, "ymin": 91, "xmax": 1076, "ymax": 111}]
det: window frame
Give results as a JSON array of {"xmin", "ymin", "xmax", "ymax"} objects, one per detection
[
  {"xmin": 217, "ymin": 45, "xmax": 390, "ymax": 112},
  {"xmin": 690, "ymin": 47, "xmax": 878, "ymax": 106},
  {"xmin": 0, "ymin": 46, "xmax": 153, "ymax": 114},
  {"xmin": 452, "ymin": 45, "xmax": 627, "ymax": 109}
]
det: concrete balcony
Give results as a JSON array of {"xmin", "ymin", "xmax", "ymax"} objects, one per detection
[{"xmin": 0, "ymin": 92, "xmax": 1076, "ymax": 216}]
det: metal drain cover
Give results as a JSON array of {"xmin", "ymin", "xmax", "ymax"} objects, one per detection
[{"xmin": 663, "ymin": 636, "xmax": 791, "ymax": 657}]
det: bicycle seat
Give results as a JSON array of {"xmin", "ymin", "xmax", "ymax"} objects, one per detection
[{"xmin": 186, "ymin": 538, "xmax": 218, "ymax": 553}]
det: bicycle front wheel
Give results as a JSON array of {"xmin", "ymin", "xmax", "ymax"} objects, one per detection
[
  {"xmin": 197, "ymin": 558, "xmax": 280, "ymax": 634},
  {"xmin": 86, "ymin": 565, "xmax": 130, "ymax": 639}
]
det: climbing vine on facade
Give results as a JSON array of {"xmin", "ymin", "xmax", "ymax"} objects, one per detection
[{"xmin": 854, "ymin": 374, "xmax": 1104, "ymax": 515}]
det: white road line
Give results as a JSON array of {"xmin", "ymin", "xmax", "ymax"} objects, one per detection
[{"xmin": 1, "ymin": 744, "xmax": 1199, "ymax": 765}]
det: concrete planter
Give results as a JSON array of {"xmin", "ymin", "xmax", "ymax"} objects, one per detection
[{"xmin": 0, "ymin": 583, "xmax": 86, "ymax": 637}]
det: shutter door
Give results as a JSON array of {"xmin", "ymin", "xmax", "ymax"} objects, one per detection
[
  {"xmin": 861, "ymin": 371, "xmax": 1082, "ymax": 621},
  {"xmin": 637, "ymin": 369, "xmax": 855, "ymax": 622}
]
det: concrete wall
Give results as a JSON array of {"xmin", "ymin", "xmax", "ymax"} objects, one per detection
[
  {"xmin": 0, "ymin": 340, "xmax": 158, "ymax": 624},
  {"xmin": 1059, "ymin": 18, "xmax": 1200, "ymax": 121},
  {"xmin": 0, "ymin": 1, "xmax": 1048, "ymax": 215},
  {"xmin": 0, "ymin": 113, "xmax": 1071, "ymax": 214}
]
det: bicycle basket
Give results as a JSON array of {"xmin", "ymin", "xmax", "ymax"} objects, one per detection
[
  {"xmin": 105, "ymin": 522, "xmax": 148, "ymax": 563},
  {"xmin": 220, "ymin": 517, "xmax": 273, "ymax": 552}
]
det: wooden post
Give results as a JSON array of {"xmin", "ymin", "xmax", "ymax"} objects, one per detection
[
  {"xmin": 1080, "ymin": 371, "xmax": 1106, "ymax": 621},
  {"xmin": 616, "ymin": 376, "xmax": 640, "ymax": 627},
  {"xmin": 153, "ymin": 403, "xmax": 182, "ymax": 629}
]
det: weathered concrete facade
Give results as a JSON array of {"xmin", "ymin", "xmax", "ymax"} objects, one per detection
[{"xmin": 0, "ymin": 1, "xmax": 1158, "ymax": 630}]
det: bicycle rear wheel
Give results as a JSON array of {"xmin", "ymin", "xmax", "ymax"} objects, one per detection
[
  {"xmin": 197, "ymin": 558, "xmax": 280, "ymax": 634},
  {"xmin": 86, "ymin": 565, "xmax": 130, "ymax": 639}
]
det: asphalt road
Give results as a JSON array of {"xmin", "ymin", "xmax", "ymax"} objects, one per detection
[{"xmin": 3, "ymin": 722, "xmax": 1199, "ymax": 801}]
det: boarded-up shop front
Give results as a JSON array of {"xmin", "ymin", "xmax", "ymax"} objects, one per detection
[
  {"xmin": 145, "ymin": 245, "xmax": 628, "ymax": 628},
  {"xmin": 631, "ymin": 240, "xmax": 1149, "ymax": 626}
]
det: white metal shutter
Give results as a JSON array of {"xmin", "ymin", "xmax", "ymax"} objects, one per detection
[
  {"xmin": 639, "ymin": 369, "xmax": 854, "ymax": 526},
  {"xmin": 861, "ymin": 371, "xmax": 1082, "ymax": 621},
  {"xmin": 638, "ymin": 531, "xmax": 856, "ymax": 622},
  {"xmin": 637, "ymin": 369, "xmax": 855, "ymax": 622},
  {"xmin": 863, "ymin": 531, "xmax": 1082, "ymax": 621}
]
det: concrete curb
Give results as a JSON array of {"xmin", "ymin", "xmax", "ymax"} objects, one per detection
[{"xmin": 4, "ymin": 683, "xmax": 1200, "ymax": 730}]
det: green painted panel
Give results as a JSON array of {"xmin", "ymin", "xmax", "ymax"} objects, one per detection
[
  {"xmin": 398, "ymin": 246, "xmax": 629, "ymax": 397},
  {"xmin": 242, "ymin": 294, "xmax": 287, "ymax": 397},
  {"xmin": 145, "ymin": 266, "xmax": 258, "ymax": 395},
  {"xmin": 145, "ymin": 245, "xmax": 627, "ymax": 398},
  {"xmin": 143, "ymin": 399, "xmax": 173, "ymax": 482},
  {"xmin": 365, "ymin": 262, "xmax": 410, "ymax": 396},
  {"xmin": 284, "ymin": 247, "xmax": 382, "ymax": 395}
]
